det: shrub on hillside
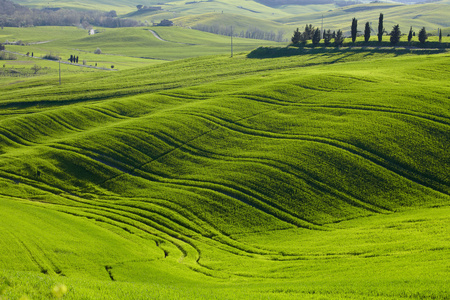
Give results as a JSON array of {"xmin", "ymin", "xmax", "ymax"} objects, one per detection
[
  {"xmin": 94, "ymin": 48, "xmax": 102, "ymax": 54},
  {"xmin": 43, "ymin": 53, "xmax": 59, "ymax": 60}
]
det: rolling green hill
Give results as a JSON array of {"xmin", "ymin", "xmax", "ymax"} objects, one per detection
[
  {"xmin": 0, "ymin": 49, "xmax": 449, "ymax": 299},
  {"xmin": 278, "ymin": 0, "xmax": 450, "ymax": 33},
  {"xmin": 0, "ymin": 26, "xmax": 282, "ymax": 71}
]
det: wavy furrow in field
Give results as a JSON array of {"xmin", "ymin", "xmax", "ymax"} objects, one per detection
[
  {"xmin": 158, "ymin": 141, "xmax": 393, "ymax": 214},
  {"xmin": 239, "ymin": 94, "xmax": 450, "ymax": 126},
  {"xmin": 182, "ymin": 112, "xmax": 448, "ymax": 195}
]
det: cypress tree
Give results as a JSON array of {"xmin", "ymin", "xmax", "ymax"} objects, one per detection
[
  {"xmin": 439, "ymin": 28, "xmax": 442, "ymax": 43},
  {"xmin": 389, "ymin": 24, "xmax": 401, "ymax": 45},
  {"xmin": 351, "ymin": 18, "xmax": 358, "ymax": 43},
  {"xmin": 408, "ymin": 26, "xmax": 413, "ymax": 42},
  {"xmin": 324, "ymin": 29, "xmax": 332, "ymax": 46},
  {"xmin": 335, "ymin": 29, "xmax": 344, "ymax": 47},
  {"xmin": 304, "ymin": 24, "xmax": 315, "ymax": 40},
  {"xmin": 364, "ymin": 22, "xmax": 371, "ymax": 43},
  {"xmin": 291, "ymin": 28, "xmax": 301, "ymax": 44},
  {"xmin": 418, "ymin": 27, "xmax": 427, "ymax": 44},
  {"xmin": 312, "ymin": 28, "xmax": 321, "ymax": 46},
  {"xmin": 378, "ymin": 13, "xmax": 384, "ymax": 43}
]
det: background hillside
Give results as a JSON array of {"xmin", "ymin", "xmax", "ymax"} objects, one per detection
[{"xmin": 9, "ymin": 0, "xmax": 450, "ymax": 38}]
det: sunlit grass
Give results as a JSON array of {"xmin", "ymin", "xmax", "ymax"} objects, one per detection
[{"xmin": 0, "ymin": 48, "xmax": 449, "ymax": 299}]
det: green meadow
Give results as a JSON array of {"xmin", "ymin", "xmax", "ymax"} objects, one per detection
[
  {"xmin": 0, "ymin": 26, "xmax": 282, "ymax": 73},
  {"xmin": 0, "ymin": 36, "xmax": 449, "ymax": 300}
]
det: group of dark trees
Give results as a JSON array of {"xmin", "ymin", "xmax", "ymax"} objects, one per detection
[
  {"xmin": 0, "ymin": 0, "xmax": 141, "ymax": 28},
  {"xmin": 136, "ymin": 5, "xmax": 162, "ymax": 11},
  {"xmin": 292, "ymin": 13, "xmax": 435, "ymax": 47},
  {"xmin": 291, "ymin": 24, "xmax": 344, "ymax": 46},
  {"xmin": 69, "ymin": 55, "xmax": 79, "ymax": 63}
]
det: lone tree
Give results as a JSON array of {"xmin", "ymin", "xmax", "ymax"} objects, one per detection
[
  {"xmin": 378, "ymin": 13, "xmax": 385, "ymax": 43},
  {"xmin": 335, "ymin": 29, "xmax": 344, "ymax": 47},
  {"xmin": 31, "ymin": 64, "xmax": 42, "ymax": 74},
  {"xmin": 291, "ymin": 28, "xmax": 302, "ymax": 44},
  {"xmin": 312, "ymin": 28, "xmax": 321, "ymax": 46},
  {"xmin": 408, "ymin": 26, "xmax": 413, "ymax": 42},
  {"xmin": 389, "ymin": 24, "xmax": 401, "ymax": 45},
  {"xmin": 364, "ymin": 22, "xmax": 371, "ymax": 43},
  {"xmin": 351, "ymin": 18, "xmax": 358, "ymax": 43},
  {"xmin": 418, "ymin": 27, "xmax": 427, "ymax": 44},
  {"xmin": 439, "ymin": 28, "xmax": 442, "ymax": 43}
]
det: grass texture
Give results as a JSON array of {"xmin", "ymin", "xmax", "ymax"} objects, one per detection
[{"xmin": 0, "ymin": 49, "xmax": 449, "ymax": 299}]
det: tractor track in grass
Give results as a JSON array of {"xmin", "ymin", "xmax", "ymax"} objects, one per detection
[
  {"xmin": 234, "ymin": 94, "xmax": 450, "ymax": 126},
  {"xmin": 180, "ymin": 111, "xmax": 448, "ymax": 196},
  {"xmin": 152, "ymin": 140, "xmax": 393, "ymax": 214},
  {"xmin": 0, "ymin": 174, "xmax": 308, "ymax": 265},
  {"xmin": 6, "ymin": 229, "xmax": 62, "ymax": 276}
]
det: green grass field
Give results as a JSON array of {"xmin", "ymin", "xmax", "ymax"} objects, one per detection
[
  {"xmin": 0, "ymin": 26, "xmax": 283, "ymax": 78},
  {"xmin": 0, "ymin": 45, "xmax": 449, "ymax": 299},
  {"xmin": 10, "ymin": 0, "xmax": 450, "ymax": 41}
]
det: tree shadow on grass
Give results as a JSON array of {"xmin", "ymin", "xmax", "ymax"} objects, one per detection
[{"xmin": 247, "ymin": 46, "xmax": 447, "ymax": 59}]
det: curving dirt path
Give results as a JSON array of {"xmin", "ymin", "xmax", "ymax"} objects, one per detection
[{"xmin": 148, "ymin": 29, "xmax": 197, "ymax": 45}]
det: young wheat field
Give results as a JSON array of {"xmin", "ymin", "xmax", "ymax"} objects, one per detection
[{"xmin": 0, "ymin": 39, "xmax": 449, "ymax": 299}]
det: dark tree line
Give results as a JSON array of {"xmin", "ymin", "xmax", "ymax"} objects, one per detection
[
  {"xmin": 0, "ymin": 0, "xmax": 141, "ymax": 28},
  {"xmin": 69, "ymin": 55, "xmax": 79, "ymax": 63},
  {"xmin": 291, "ymin": 24, "xmax": 344, "ymax": 47},
  {"xmin": 291, "ymin": 13, "xmax": 435, "ymax": 47}
]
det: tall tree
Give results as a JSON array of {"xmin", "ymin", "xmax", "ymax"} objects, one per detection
[
  {"xmin": 389, "ymin": 24, "xmax": 401, "ymax": 45},
  {"xmin": 418, "ymin": 27, "xmax": 427, "ymax": 44},
  {"xmin": 364, "ymin": 22, "xmax": 371, "ymax": 43},
  {"xmin": 439, "ymin": 28, "xmax": 442, "ymax": 43},
  {"xmin": 323, "ymin": 29, "xmax": 332, "ymax": 45},
  {"xmin": 351, "ymin": 18, "xmax": 358, "ymax": 43},
  {"xmin": 304, "ymin": 24, "xmax": 315, "ymax": 40},
  {"xmin": 377, "ymin": 13, "xmax": 384, "ymax": 43},
  {"xmin": 312, "ymin": 28, "xmax": 321, "ymax": 46},
  {"xmin": 291, "ymin": 28, "xmax": 301, "ymax": 44},
  {"xmin": 408, "ymin": 26, "xmax": 413, "ymax": 42},
  {"xmin": 335, "ymin": 29, "xmax": 344, "ymax": 47}
]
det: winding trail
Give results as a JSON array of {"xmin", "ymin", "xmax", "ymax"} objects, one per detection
[{"xmin": 148, "ymin": 29, "xmax": 197, "ymax": 45}]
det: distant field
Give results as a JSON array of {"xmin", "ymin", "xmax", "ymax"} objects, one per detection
[
  {"xmin": 0, "ymin": 26, "xmax": 282, "ymax": 77},
  {"xmin": 0, "ymin": 48, "xmax": 449, "ymax": 299},
  {"xmin": 278, "ymin": 0, "xmax": 450, "ymax": 33},
  {"xmin": 12, "ymin": 0, "xmax": 450, "ymax": 37}
]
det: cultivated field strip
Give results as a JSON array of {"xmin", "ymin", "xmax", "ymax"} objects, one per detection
[{"xmin": 0, "ymin": 52, "xmax": 449, "ymax": 283}]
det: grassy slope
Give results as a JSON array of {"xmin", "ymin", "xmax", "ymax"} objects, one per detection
[
  {"xmin": 278, "ymin": 0, "xmax": 450, "ymax": 32},
  {"xmin": 0, "ymin": 50, "xmax": 449, "ymax": 298},
  {"xmin": 0, "ymin": 26, "xmax": 282, "ymax": 73}
]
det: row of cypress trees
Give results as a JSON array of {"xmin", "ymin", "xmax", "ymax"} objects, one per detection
[
  {"xmin": 352, "ymin": 13, "xmax": 431, "ymax": 45},
  {"xmin": 292, "ymin": 13, "xmax": 439, "ymax": 46}
]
